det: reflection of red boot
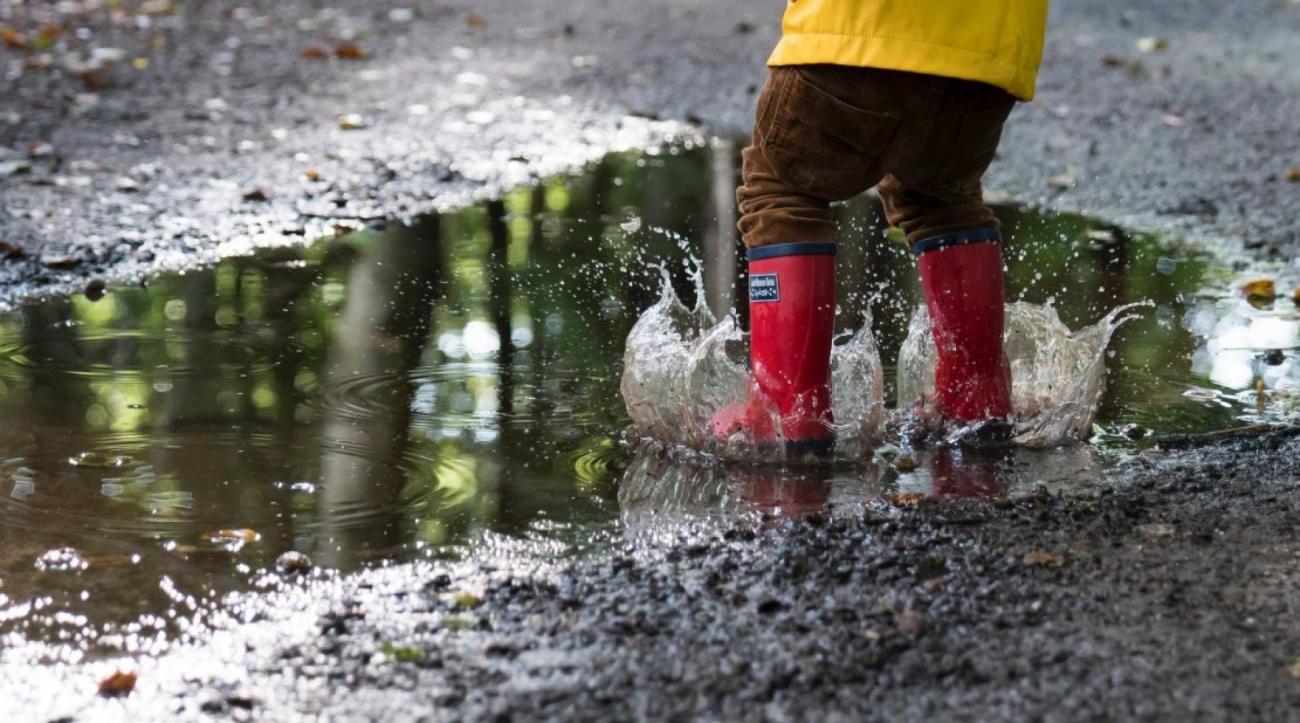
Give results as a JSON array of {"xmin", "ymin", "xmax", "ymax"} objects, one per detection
[
  {"xmin": 928, "ymin": 448, "xmax": 1006, "ymax": 499},
  {"xmin": 914, "ymin": 230, "xmax": 1012, "ymax": 422},
  {"xmin": 742, "ymin": 473, "xmax": 832, "ymax": 517},
  {"xmin": 710, "ymin": 243, "xmax": 836, "ymax": 455}
]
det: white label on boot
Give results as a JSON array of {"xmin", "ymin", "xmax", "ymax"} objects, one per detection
[{"xmin": 750, "ymin": 274, "xmax": 779, "ymax": 302}]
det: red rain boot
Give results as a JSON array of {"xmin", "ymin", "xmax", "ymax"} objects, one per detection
[
  {"xmin": 913, "ymin": 229, "xmax": 1012, "ymax": 423},
  {"xmin": 710, "ymin": 243, "xmax": 836, "ymax": 455}
]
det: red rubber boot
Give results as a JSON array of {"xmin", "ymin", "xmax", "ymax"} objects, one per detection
[
  {"xmin": 710, "ymin": 243, "xmax": 836, "ymax": 455},
  {"xmin": 913, "ymin": 229, "xmax": 1012, "ymax": 423}
]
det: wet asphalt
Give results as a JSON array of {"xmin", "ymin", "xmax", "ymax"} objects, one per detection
[{"xmin": 2, "ymin": 0, "xmax": 1300, "ymax": 720}]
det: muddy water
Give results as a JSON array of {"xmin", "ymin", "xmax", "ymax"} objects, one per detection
[{"xmin": 0, "ymin": 144, "xmax": 1294, "ymax": 658}]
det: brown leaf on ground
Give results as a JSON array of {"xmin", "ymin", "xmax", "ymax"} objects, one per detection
[
  {"xmin": 0, "ymin": 241, "xmax": 26, "ymax": 259},
  {"xmin": 80, "ymin": 70, "xmax": 110, "ymax": 91},
  {"xmin": 1, "ymin": 26, "xmax": 27, "ymax": 50},
  {"xmin": 1286, "ymin": 166, "xmax": 1300, "ymax": 182},
  {"xmin": 1292, "ymin": 289, "xmax": 1300, "ymax": 306},
  {"xmin": 335, "ymin": 42, "xmax": 368, "ymax": 60},
  {"xmin": 304, "ymin": 168, "xmax": 321, "ymax": 181},
  {"xmin": 98, "ymin": 669, "xmax": 137, "ymax": 698},
  {"xmin": 1023, "ymin": 550, "xmax": 1065, "ymax": 568},
  {"xmin": 299, "ymin": 46, "xmax": 328, "ymax": 60},
  {"xmin": 882, "ymin": 492, "xmax": 926, "ymax": 508},
  {"xmin": 242, "ymin": 187, "xmax": 270, "ymax": 202},
  {"xmin": 466, "ymin": 12, "xmax": 487, "ymax": 28},
  {"xmin": 1241, "ymin": 279, "xmax": 1276, "ymax": 300}
]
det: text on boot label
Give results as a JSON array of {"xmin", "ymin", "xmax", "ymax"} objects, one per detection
[{"xmin": 750, "ymin": 274, "xmax": 779, "ymax": 302}]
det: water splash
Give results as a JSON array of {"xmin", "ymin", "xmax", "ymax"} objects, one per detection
[
  {"xmin": 622, "ymin": 275, "xmax": 1142, "ymax": 456},
  {"xmin": 620, "ymin": 266, "xmax": 886, "ymax": 460},
  {"xmin": 897, "ymin": 302, "xmax": 1146, "ymax": 447}
]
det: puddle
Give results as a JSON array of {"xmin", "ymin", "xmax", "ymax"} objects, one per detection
[{"xmin": 0, "ymin": 143, "xmax": 1295, "ymax": 659}]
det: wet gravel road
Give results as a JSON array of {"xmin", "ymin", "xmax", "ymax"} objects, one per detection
[
  {"xmin": 1, "ymin": 0, "xmax": 1299, "ymax": 306},
  {"xmin": 8, "ymin": 430, "xmax": 1300, "ymax": 721}
]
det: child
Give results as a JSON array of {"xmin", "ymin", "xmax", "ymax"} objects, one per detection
[{"xmin": 712, "ymin": 1, "xmax": 1049, "ymax": 454}]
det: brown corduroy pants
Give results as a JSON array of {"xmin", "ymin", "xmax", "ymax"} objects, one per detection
[{"xmin": 738, "ymin": 64, "xmax": 1017, "ymax": 247}]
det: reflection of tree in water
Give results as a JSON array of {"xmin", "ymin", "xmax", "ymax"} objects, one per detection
[{"xmin": 316, "ymin": 215, "xmax": 443, "ymax": 569}]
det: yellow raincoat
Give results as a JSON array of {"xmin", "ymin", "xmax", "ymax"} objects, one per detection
[{"xmin": 768, "ymin": 1, "xmax": 1048, "ymax": 100}]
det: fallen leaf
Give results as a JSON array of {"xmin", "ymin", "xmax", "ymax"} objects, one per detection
[
  {"xmin": 1241, "ymin": 279, "xmax": 1276, "ymax": 300},
  {"xmin": 1135, "ymin": 36, "xmax": 1167, "ymax": 53},
  {"xmin": 1136, "ymin": 522, "xmax": 1175, "ymax": 540},
  {"xmin": 466, "ymin": 12, "xmax": 487, "ymax": 28},
  {"xmin": 298, "ymin": 46, "xmax": 328, "ymax": 60},
  {"xmin": 1292, "ymin": 289, "xmax": 1300, "ymax": 306},
  {"xmin": 1, "ymin": 25, "xmax": 27, "ymax": 50},
  {"xmin": 882, "ymin": 492, "xmax": 926, "ymax": 508},
  {"xmin": 0, "ymin": 240, "xmax": 26, "ymax": 259},
  {"xmin": 334, "ymin": 42, "xmax": 367, "ymax": 60},
  {"xmin": 450, "ymin": 591, "xmax": 482, "ymax": 610},
  {"xmin": 242, "ymin": 187, "xmax": 270, "ymax": 202},
  {"xmin": 378, "ymin": 643, "xmax": 424, "ymax": 662},
  {"xmin": 80, "ymin": 70, "xmax": 110, "ymax": 91},
  {"xmin": 33, "ymin": 25, "xmax": 62, "ymax": 50},
  {"xmin": 304, "ymin": 168, "xmax": 321, "ymax": 182},
  {"xmin": 98, "ymin": 669, "xmax": 137, "ymax": 698},
  {"xmin": 24, "ymin": 54, "xmax": 54, "ymax": 70},
  {"xmin": 208, "ymin": 528, "xmax": 261, "ymax": 550},
  {"xmin": 1023, "ymin": 550, "xmax": 1065, "ymax": 568},
  {"xmin": 1285, "ymin": 166, "xmax": 1300, "ymax": 182}
]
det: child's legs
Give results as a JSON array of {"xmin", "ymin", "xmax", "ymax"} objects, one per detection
[
  {"xmin": 737, "ymin": 66, "xmax": 902, "ymax": 248},
  {"xmin": 877, "ymin": 78, "xmax": 1016, "ymax": 243}
]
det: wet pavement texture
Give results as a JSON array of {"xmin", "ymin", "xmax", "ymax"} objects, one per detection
[
  {"xmin": 1, "ymin": 0, "xmax": 1299, "ymax": 305},
  {"xmin": 1, "ymin": 146, "xmax": 1298, "ymax": 683}
]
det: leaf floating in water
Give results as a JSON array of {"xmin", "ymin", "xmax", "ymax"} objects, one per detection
[
  {"xmin": 98, "ymin": 668, "xmax": 137, "ymax": 698},
  {"xmin": 208, "ymin": 528, "xmax": 261, "ymax": 551}
]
